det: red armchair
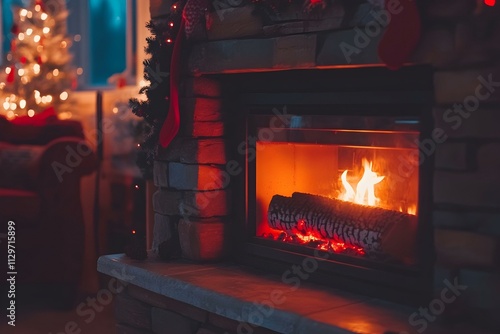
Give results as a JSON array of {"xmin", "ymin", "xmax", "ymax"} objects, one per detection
[{"xmin": 0, "ymin": 116, "xmax": 96, "ymax": 307}]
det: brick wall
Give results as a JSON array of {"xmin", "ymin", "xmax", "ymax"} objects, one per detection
[{"xmin": 148, "ymin": 0, "xmax": 500, "ymax": 326}]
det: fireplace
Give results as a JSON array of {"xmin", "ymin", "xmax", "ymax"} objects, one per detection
[{"xmin": 223, "ymin": 66, "xmax": 436, "ymax": 305}]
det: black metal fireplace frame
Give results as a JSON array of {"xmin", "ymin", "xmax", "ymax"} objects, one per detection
[{"xmin": 219, "ymin": 66, "xmax": 435, "ymax": 305}]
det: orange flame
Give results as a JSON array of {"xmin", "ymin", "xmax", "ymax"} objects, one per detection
[{"xmin": 340, "ymin": 159, "xmax": 384, "ymax": 206}]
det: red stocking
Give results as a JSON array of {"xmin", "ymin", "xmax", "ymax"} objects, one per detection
[{"xmin": 378, "ymin": 0, "xmax": 421, "ymax": 70}]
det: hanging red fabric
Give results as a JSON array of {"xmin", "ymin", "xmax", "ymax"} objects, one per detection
[
  {"xmin": 378, "ymin": 0, "xmax": 421, "ymax": 70},
  {"xmin": 159, "ymin": 0, "xmax": 208, "ymax": 148}
]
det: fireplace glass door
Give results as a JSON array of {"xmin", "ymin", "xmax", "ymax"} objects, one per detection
[{"xmin": 249, "ymin": 114, "xmax": 421, "ymax": 268}]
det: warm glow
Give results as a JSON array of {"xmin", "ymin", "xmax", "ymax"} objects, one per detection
[
  {"xmin": 18, "ymin": 69, "xmax": 25, "ymax": 76},
  {"xmin": 33, "ymin": 64, "xmax": 41, "ymax": 74},
  {"xmin": 60, "ymin": 92, "xmax": 69, "ymax": 101},
  {"xmin": 35, "ymin": 4, "xmax": 41, "ymax": 12},
  {"xmin": 6, "ymin": 111, "xmax": 15, "ymax": 120},
  {"xmin": 26, "ymin": 28, "xmax": 33, "ymax": 36},
  {"xmin": 112, "ymin": 107, "xmax": 119, "ymax": 114},
  {"xmin": 28, "ymin": 109, "xmax": 35, "ymax": 117},
  {"xmin": 340, "ymin": 159, "xmax": 385, "ymax": 207},
  {"xmin": 59, "ymin": 112, "xmax": 72, "ymax": 120},
  {"xmin": 18, "ymin": 33, "xmax": 25, "ymax": 41},
  {"xmin": 5, "ymin": 68, "xmax": 11, "ymax": 74},
  {"xmin": 43, "ymin": 27, "xmax": 50, "ymax": 34},
  {"xmin": 19, "ymin": 100, "xmax": 26, "ymax": 109},
  {"xmin": 53, "ymin": 69, "xmax": 60, "ymax": 77},
  {"xmin": 27, "ymin": 11, "xmax": 33, "ymax": 18},
  {"xmin": 77, "ymin": 67, "xmax": 84, "ymax": 75},
  {"xmin": 3, "ymin": 101, "xmax": 10, "ymax": 110},
  {"xmin": 34, "ymin": 35, "xmax": 41, "ymax": 43},
  {"xmin": 41, "ymin": 13, "xmax": 48, "ymax": 20},
  {"xmin": 20, "ymin": 9, "xmax": 28, "ymax": 17}
]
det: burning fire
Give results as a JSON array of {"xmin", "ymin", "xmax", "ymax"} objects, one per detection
[{"xmin": 340, "ymin": 159, "xmax": 384, "ymax": 206}]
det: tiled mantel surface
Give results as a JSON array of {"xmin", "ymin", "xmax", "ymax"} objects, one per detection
[{"xmin": 98, "ymin": 254, "xmax": 489, "ymax": 334}]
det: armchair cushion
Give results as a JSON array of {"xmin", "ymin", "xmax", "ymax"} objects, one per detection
[
  {"xmin": 0, "ymin": 143, "xmax": 43, "ymax": 190},
  {"xmin": 0, "ymin": 188, "xmax": 41, "ymax": 226}
]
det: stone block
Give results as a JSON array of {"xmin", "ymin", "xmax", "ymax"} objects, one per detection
[
  {"xmin": 153, "ymin": 190, "xmax": 183, "ymax": 215},
  {"xmin": 434, "ymin": 171, "xmax": 500, "ymax": 208},
  {"xmin": 154, "ymin": 161, "xmax": 168, "ymax": 187},
  {"xmin": 181, "ymin": 190, "xmax": 229, "ymax": 218},
  {"xmin": 189, "ymin": 38, "xmax": 274, "ymax": 74},
  {"xmin": 426, "ymin": 0, "xmax": 476, "ymax": 19},
  {"xmin": 435, "ymin": 229, "xmax": 500, "ymax": 269},
  {"xmin": 178, "ymin": 219, "xmax": 226, "ymax": 261},
  {"xmin": 477, "ymin": 143, "xmax": 500, "ymax": 172},
  {"xmin": 182, "ymin": 77, "xmax": 222, "ymax": 98},
  {"xmin": 180, "ymin": 98, "xmax": 223, "ymax": 123},
  {"xmin": 435, "ymin": 142, "xmax": 468, "ymax": 170},
  {"xmin": 180, "ymin": 121, "xmax": 225, "ymax": 138},
  {"xmin": 127, "ymin": 285, "xmax": 208, "ymax": 323},
  {"xmin": 460, "ymin": 269, "xmax": 500, "ymax": 314},
  {"xmin": 207, "ymin": 5, "xmax": 263, "ymax": 40},
  {"xmin": 150, "ymin": 0, "xmax": 172, "ymax": 18},
  {"xmin": 433, "ymin": 210, "xmax": 500, "ymax": 235},
  {"xmin": 316, "ymin": 28, "xmax": 384, "ymax": 66},
  {"xmin": 272, "ymin": 34, "xmax": 317, "ymax": 69},
  {"xmin": 433, "ymin": 107, "xmax": 500, "ymax": 139},
  {"xmin": 151, "ymin": 307, "xmax": 199, "ymax": 334},
  {"xmin": 412, "ymin": 27, "xmax": 456, "ymax": 67},
  {"xmin": 434, "ymin": 68, "xmax": 500, "ymax": 105},
  {"xmin": 115, "ymin": 293, "xmax": 152, "ymax": 330},
  {"xmin": 157, "ymin": 138, "xmax": 226, "ymax": 165},
  {"xmin": 168, "ymin": 163, "xmax": 228, "ymax": 191},
  {"xmin": 152, "ymin": 214, "xmax": 174, "ymax": 252}
]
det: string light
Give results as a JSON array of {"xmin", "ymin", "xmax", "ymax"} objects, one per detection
[
  {"xmin": 166, "ymin": 38, "xmax": 173, "ymax": 44},
  {"xmin": 77, "ymin": 68, "xmax": 84, "ymax": 75},
  {"xmin": 60, "ymin": 92, "xmax": 69, "ymax": 101},
  {"xmin": 27, "ymin": 11, "xmax": 33, "ymax": 18},
  {"xmin": 19, "ymin": 100, "xmax": 26, "ymax": 109},
  {"xmin": 169, "ymin": 22, "xmax": 174, "ymax": 27},
  {"xmin": 5, "ymin": 68, "xmax": 11, "ymax": 74},
  {"xmin": 18, "ymin": 33, "xmax": 25, "ymax": 41},
  {"xmin": 26, "ymin": 28, "xmax": 33, "ymax": 36},
  {"xmin": 20, "ymin": 9, "xmax": 28, "ymax": 17},
  {"xmin": 135, "ymin": 185, "xmax": 140, "ymax": 189},
  {"xmin": 41, "ymin": 13, "xmax": 48, "ymax": 20},
  {"xmin": 112, "ymin": 107, "xmax": 119, "ymax": 114},
  {"xmin": 18, "ymin": 69, "xmax": 25, "ymax": 76},
  {"xmin": 35, "ymin": 4, "xmax": 41, "ymax": 12},
  {"xmin": 34, "ymin": 35, "xmax": 41, "ymax": 43},
  {"xmin": 33, "ymin": 64, "xmax": 40, "ymax": 74},
  {"xmin": 28, "ymin": 109, "xmax": 35, "ymax": 117},
  {"xmin": 43, "ymin": 27, "xmax": 50, "ymax": 34},
  {"xmin": 53, "ymin": 69, "xmax": 60, "ymax": 77}
]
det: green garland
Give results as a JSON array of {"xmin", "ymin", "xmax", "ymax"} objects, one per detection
[{"xmin": 129, "ymin": 1, "xmax": 185, "ymax": 178}]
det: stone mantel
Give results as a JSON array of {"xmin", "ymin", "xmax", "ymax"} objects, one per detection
[{"xmin": 98, "ymin": 254, "xmax": 488, "ymax": 334}]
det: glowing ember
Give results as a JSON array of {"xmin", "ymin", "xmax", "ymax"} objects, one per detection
[
  {"xmin": 262, "ymin": 226, "xmax": 366, "ymax": 257},
  {"xmin": 340, "ymin": 159, "xmax": 384, "ymax": 206}
]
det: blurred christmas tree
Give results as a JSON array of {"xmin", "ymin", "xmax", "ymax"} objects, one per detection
[{"xmin": 0, "ymin": 0, "xmax": 78, "ymax": 120}]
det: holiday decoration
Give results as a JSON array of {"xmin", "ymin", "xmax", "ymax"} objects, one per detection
[
  {"xmin": 131, "ymin": 0, "xmax": 423, "ymax": 171},
  {"xmin": 0, "ymin": 0, "xmax": 78, "ymax": 120},
  {"xmin": 377, "ymin": 0, "xmax": 421, "ymax": 70}
]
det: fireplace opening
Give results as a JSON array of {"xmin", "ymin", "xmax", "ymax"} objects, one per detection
[
  {"xmin": 254, "ymin": 120, "xmax": 420, "ymax": 266},
  {"xmin": 223, "ymin": 66, "xmax": 435, "ymax": 305}
]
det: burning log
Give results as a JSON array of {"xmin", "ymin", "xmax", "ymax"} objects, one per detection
[{"xmin": 268, "ymin": 192, "xmax": 417, "ymax": 262}]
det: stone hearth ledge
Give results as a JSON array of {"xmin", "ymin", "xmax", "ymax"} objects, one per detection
[{"xmin": 98, "ymin": 254, "xmax": 480, "ymax": 334}]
